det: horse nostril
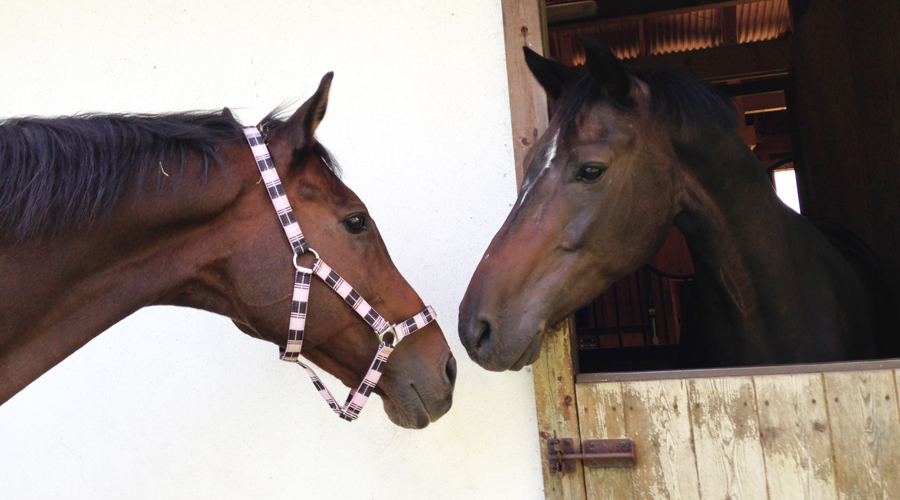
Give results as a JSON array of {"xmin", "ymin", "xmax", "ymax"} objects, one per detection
[
  {"xmin": 474, "ymin": 320, "xmax": 493, "ymax": 354},
  {"xmin": 444, "ymin": 354, "xmax": 457, "ymax": 386}
]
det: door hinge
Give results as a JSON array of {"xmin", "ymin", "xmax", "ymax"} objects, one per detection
[{"xmin": 546, "ymin": 437, "xmax": 635, "ymax": 473}]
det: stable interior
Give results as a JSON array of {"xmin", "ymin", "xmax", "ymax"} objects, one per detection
[{"xmin": 545, "ymin": 0, "xmax": 811, "ymax": 373}]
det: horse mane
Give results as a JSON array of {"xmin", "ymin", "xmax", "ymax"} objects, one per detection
[
  {"xmin": 0, "ymin": 107, "xmax": 342, "ymax": 239},
  {"xmin": 552, "ymin": 66, "xmax": 738, "ymax": 137}
]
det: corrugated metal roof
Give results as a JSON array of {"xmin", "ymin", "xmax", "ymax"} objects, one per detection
[
  {"xmin": 549, "ymin": 0, "xmax": 791, "ymax": 66},
  {"xmin": 737, "ymin": 0, "xmax": 790, "ymax": 43}
]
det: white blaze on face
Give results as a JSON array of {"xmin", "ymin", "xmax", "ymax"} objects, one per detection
[{"xmin": 517, "ymin": 131, "xmax": 559, "ymax": 208}]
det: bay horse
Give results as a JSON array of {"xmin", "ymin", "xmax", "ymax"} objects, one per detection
[
  {"xmin": 0, "ymin": 73, "xmax": 455, "ymax": 428},
  {"xmin": 459, "ymin": 39, "xmax": 897, "ymax": 371}
]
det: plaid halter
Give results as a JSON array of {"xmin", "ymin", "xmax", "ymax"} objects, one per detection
[{"xmin": 243, "ymin": 126, "xmax": 437, "ymax": 421}]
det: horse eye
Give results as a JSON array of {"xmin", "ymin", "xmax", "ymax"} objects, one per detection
[
  {"xmin": 343, "ymin": 213, "xmax": 368, "ymax": 234},
  {"xmin": 576, "ymin": 164, "xmax": 606, "ymax": 183}
]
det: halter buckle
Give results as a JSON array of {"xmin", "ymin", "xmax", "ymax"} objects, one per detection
[{"xmin": 377, "ymin": 324, "xmax": 397, "ymax": 346}]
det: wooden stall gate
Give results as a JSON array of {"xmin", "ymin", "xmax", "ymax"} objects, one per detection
[{"xmin": 534, "ymin": 321, "xmax": 900, "ymax": 500}]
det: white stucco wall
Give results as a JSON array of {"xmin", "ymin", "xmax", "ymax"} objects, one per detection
[{"xmin": 0, "ymin": 1, "xmax": 544, "ymax": 498}]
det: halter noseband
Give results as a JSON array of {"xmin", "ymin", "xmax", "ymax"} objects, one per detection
[{"xmin": 243, "ymin": 126, "xmax": 437, "ymax": 421}]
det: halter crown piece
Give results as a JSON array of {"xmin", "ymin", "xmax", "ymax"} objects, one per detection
[{"xmin": 243, "ymin": 126, "xmax": 437, "ymax": 421}]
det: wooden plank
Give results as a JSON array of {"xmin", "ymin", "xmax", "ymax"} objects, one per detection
[
  {"xmin": 533, "ymin": 317, "xmax": 586, "ymax": 500},
  {"xmin": 824, "ymin": 370, "xmax": 900, "ymax": 499},
  {"xmin": 687, "ymin": 377, "xmax": 768, "ymax": 499},
  {"xmin": 754, "ymin": 374, "xmax": 837, "ymax": 500},
  {"xmin": 577, "ymin": 359, "xmax": 900, "ymax": 384},
  {"xmin": 501, "ymin": 0, "xmax": 550, "ymax": 187},
  {"xmin": 896, "ymin": 369, "xmax": 900, "ymax": 422},
  {"xmin": 621, "ymin": 379, "xmax": 700, "ymax": 500},
  {"xmin": 506, "ymin": 2, "xmax": 585, "ymax": 497},
  {"xmin": 627, "ymin": 38, "xmax": 791, "ymax": 83},
  {"xmin": 575, "ymin": 382, "xmax": 634, "ymax": 500},
  {"xmin": 740, "ymin": 91, "xmax": 787, "ymax": 115}
]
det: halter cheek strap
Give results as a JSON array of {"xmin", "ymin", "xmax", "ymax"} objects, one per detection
[{"xmin": 242, "ymin": 126, "xmax": 437, "ymax": 422}]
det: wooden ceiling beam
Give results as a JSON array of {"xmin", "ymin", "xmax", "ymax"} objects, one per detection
[
  {"xmin": 551, "ymin": 0, "xmax": 764, "ymax": 30},
  {"xmin": 625, "ymin": 37, "xmax": 791, "ymax": 83},
  {"xmin": 738, "ymin": 91, "xmax": 787, "ymax": 114}
]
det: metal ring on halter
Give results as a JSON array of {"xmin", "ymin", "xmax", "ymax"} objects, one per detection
[
  {"xmin": 377, "ymin": 324, "xmax": 397, "ymax": 346},
  {"xmin": 293, "ymin": 248, "xmax": 320, "ymax": 271}
]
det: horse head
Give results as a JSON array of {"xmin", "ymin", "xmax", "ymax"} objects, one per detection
[
  {"xmin": 459, "ymin": 40, "xmax": 699, "ymax": 371},
  {"xmin": 181, "ymin": 75, "xmax": 457, "ymax": 427}
]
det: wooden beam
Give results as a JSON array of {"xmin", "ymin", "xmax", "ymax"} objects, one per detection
[
  {"xmin": 787, "ymin": 0, "xmax": 900, "ymax": 307},
  {"xmin": 532, "ymin": 318, "xmax": 586, "ymax": 500},
  {"xmin": 577, "ymin": 359, "xmax": 900, "ymax": 384},
  {"xmin": 739, "ymin": 91, "xmax": 787, "ymax": 113},
  {"xmin": 626, "ymin": 37, "xmax": 792, "ymax": 83},
  {"xmin": 501, "ymin": 0, "xmax": 550, "ymax": 188},
  {"xmin": 501, "ymin": 2, "xmax": 585, "ymax": 499},
  {"xmin": 737, "ymin": 91, "xmax": 787, "ymax": 114},
  {"xmin": 551, "ymin": 0, "xmax": 763, "ymax": 30}
]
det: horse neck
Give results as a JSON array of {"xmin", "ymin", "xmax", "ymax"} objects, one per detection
[
  {"xmin": 0, "ymin": 144, "xmax": 250, "ymax": 403},
  {"xmin": 673, "ymin": 131, "xmax": 805, "ymax": 353}
]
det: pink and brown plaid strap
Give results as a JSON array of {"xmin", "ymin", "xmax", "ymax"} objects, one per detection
[
  {"xmin": 244, "ymin": 127, "xmax": 309, "ymax": 255},
  {"xmin": 242, "ymin": 126, "xmax": 437, "ymax": 421}
]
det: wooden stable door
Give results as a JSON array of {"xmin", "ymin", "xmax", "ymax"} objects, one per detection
[{"xmin": 534, "ymin": 321, "xmax": 900, "ymax": 500}]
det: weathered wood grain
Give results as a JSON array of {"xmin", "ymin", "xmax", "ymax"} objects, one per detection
[
  {"xmin": 500, "ymin": 1, "xmax": 577, "ymax": 497},
  {"xmin": 578, "ymin": 359, "xmax": 900, "ymax": 384},
  {"xmin": 687, "ymin": 377, "xmax": 768, "ymax": 500},
  {"xmin": 575, "ymin": 382, "xmax": 634, "ymax": 500},
  {"xmin": 824, "ymin": 370, "xmax": 900, "ymax": 500},
  {"xmin": 501, "ymin": 0, "xmax": 549, "ymax": 187},
  {"xmin": 895, "ymin": 369, "xmax": 900, "ymax": 424},
  {"xmin": 533, "ymin": 317, "xmax": 585, "ymax": 500},
  {"xmin": 622, "ymin": 379, "xmax": 700, "ymax": 500},
  {"xmin": 754, "ymin": 373, "xmax": 837, "ymax": 500}
]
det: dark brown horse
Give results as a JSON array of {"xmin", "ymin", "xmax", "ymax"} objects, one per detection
[
  {"xmin": 0, "ymin": 74, "xmax": 455, "ymax": 428},
  {"xmin": 459, "ymin": 39, "xmax": 895, "ymax": 371}
]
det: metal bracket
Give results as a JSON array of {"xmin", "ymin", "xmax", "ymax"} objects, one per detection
[{"xmin": 546, "ymin": 438, "xmax": 635, "ymax": 473}]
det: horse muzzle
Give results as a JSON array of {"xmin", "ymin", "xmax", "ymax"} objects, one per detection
[
  {"xmin": 458, "ymin": 288, "xmax": 548, "ymax": 371},
  {"xmin": 379, "ymin": 324, "xmax": 456, "ymax": 428}
]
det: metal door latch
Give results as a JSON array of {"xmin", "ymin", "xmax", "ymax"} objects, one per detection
[{"xmin": 546, "ymin": 438, "xmax": 635, "ymax": 473}]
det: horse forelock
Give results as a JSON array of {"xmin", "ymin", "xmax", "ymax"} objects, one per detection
[{"xmin": 552, "ymin": 67, "xmax": 738, "ymax": 142}]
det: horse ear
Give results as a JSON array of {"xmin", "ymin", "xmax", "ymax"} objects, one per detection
[
  {"xmin": 279, "ymin": 72, "xmax": 334, "ymax": 149},
  {"xmin": 580, "ymin": 37, "xmax": 632, "ymax": 105},
  {"xmin": 221, "ymin": 107, "xmax": 234, "ymax": 119},
  {"xmin": 524, "ymin": 46, "xmax": 579, "ymax": 99}
]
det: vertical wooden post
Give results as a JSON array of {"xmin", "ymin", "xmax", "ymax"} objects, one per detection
[
  {"xmin": 787, "ymin": 0, "xmax": 900, "ymax": 295},
  {"xmin": 500, "ymin": 2, "xmax": 585, "ymax": 498},
  {"xmin": 501, "ymin": 0, "xmax": 550, "ymax": 188},
  {"xmin": 532, "ymin": 318, "xmax": 586, "ymax": 500},
  {"xmin": 502, "ymin": 0, "xmax": 585, "ymax": 500}
]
